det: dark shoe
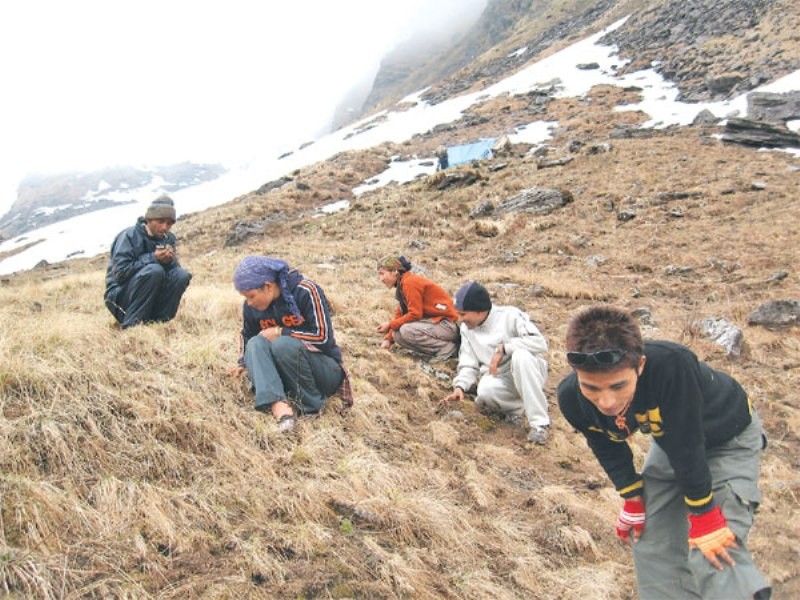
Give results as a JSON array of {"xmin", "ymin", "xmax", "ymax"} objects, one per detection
[{"xmin": 277, "ymin": 414, "xmax": 296, "ymax": 433}]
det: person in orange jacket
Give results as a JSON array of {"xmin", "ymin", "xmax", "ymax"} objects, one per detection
[{"xmin": 375, "ymin": 255, "xmax": 459, "ymax": 360}]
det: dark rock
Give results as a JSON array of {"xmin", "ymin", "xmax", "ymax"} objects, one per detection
[
  {"xmin": 586, "ymin": 143, "xmax": 612, "ymax": 154},
  {"xmin": 256, "ymin": 176, "xmax": 293, "ymax": 195},
  {"xmin": 721, "ymin": 118, "xmax": 800, "ymax": 149},
  {"xmin": 469, "ymin": 200, "xmax": 495, "ymax": 219},
  {"xmin": 496, "ymin": 188, "xmax": 573, "ymax": 216},
  {"xmin": 705, "ymin": 73, "xmax": 743, "ymax": 94},
  {"xmin": 692, "ymin": 109, "xmax": 721, "ymax": 127},
  {"xmin": 430, "ymin": 171, "xmax": 482, "ymax": 190},
  {"xmin": 537, "ymin": 156, "xmax": 574, "ymax": 169},
  {"xmin": 747, "ymin": 91, "xmax": 800, "ymax": 123},
  {"xmin": 747, "ymin": 300, "xmax": 799, "ymax": 329}
]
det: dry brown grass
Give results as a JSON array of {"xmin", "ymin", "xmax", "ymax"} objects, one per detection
[{"xmin": 2, "ymin": 73, "xmax": 800, "ymax": 600}]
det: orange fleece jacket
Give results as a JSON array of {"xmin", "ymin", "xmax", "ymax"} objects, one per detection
[{"xmin": 387, "ymin": 271, "xmax": 458, "ymax": 338}]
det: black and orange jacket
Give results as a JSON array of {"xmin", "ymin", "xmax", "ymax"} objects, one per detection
[
  {"xmin": 558, "ymin": 341, "xmax": 752, "ymax": 514},
  {"xmin": 387, "ymin": 271, "xmax": 458, "ymax": 339},
  {"xmin": 238, "ymin": 270, "xmax": 341, "ymax": 364}
]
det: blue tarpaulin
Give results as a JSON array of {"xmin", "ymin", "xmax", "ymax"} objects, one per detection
[{"xmin": 446, "ymin": 138, "xmax": 496, "ymax": 167}]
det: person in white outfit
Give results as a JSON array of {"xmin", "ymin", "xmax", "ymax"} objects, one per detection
[{"xmin": 441, "ymin": 280, "xmax": 550, "ymax": 444}]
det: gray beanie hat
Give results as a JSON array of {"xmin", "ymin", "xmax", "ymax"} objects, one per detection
[
  {"xmin": 144, "ymin": 195, "xmax": 176, "ymax": 222},
  {"xmin": 454, "ymin": 280, "xmax": 492, "ymax": 312}
]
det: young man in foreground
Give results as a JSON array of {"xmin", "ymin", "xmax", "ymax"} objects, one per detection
[{"xmin": 558, "ymin": 305, "xmax": 770, "ymax": 599}]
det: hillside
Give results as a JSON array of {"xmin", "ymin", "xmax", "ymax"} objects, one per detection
[{"xmin": 2, "ymin": 1, "xmax": 800, "ymax": 598}]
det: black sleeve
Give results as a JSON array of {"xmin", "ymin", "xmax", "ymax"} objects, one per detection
[
  {"xmin": 644, "ymin": 350, "xmax": 714, "ymax": 512},
  {"xmin": 238, "ymin": 303, "xmax": 262, "ymax": 366},
  {"xmin": 557, "ymin": 374, "xmax": 643, "ymax": 498}
]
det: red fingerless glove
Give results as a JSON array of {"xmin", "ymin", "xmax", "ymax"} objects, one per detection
[
  {"xmin": 615, "ymin": 498, "xmax": 646, "ymax": 541},
  {"xmin": 688, "ymin": 506, "xmax": 736, "ymax": 564}
]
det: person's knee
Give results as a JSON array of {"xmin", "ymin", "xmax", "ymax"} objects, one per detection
[
  {"xmin": 245, "ymin": 334, "xmax": 270, "ymax": 357},
  {"xmin": 393, "ymin": 325, "xmax": 409, "ymax": 345},
  {"xmin": 270, "ymin": 336, "xmax": 306, "ymax": 364},
  {"xmin": 139, "ymin": 263, "xmax": 167, "ymax": 281},
  {"xmin": 173, "ymin": 268, "xmax": 192, "ymax": 287}
]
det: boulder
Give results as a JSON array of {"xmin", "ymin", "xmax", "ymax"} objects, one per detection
[{"xmin": 747, "ymin": 300, "xmax": 799, "ymax": 329}]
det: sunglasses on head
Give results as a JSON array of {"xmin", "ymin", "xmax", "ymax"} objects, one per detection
[{"xmin": 566, "ymin": 348, "xmax": 627, "ymax": 367}]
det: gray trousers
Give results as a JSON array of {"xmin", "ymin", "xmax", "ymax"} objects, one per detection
[
  {"xmin": 633, "ymin": 412, "xmax": 771, "ymax": 600},
  {"xmin": 475, "ymin": 349, "xmax": 549, "ymax": 429},
  {"xmin": 244, "ymin": 335, "xmax": 343, "ymax": 415},
  {"xmin": 393, "ymin": 319, "xmax": 459, "ymax": 360}
]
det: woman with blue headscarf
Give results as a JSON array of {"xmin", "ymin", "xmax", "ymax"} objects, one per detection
[{"xmin": 230, "ymin": 256, "xmax": 350, "ymax": 432}]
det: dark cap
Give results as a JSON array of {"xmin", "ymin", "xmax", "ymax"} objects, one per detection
[{"xmin": 454, "ymin": 280, "xmax": 492, "ymax": 312}]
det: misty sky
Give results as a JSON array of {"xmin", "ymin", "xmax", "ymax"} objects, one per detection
[{"xmin": 0, "ymin": 0, "xmax": 487, "ymax": 216}]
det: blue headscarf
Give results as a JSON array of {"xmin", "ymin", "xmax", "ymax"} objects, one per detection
[{"xmin": 233, "ymin": 256, "xmax": 302, "ymax": 318}]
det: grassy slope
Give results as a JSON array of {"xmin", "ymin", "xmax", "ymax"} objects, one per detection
[
  {"xmin": 3, "ymin": 2, "xmax": 800, "ymax": 597},
  {"xmin": 2, "ymin": 83, "xmax": 799, "ymax": 598}
]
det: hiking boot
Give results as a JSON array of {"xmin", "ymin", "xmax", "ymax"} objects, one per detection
[
  {"xmin": 527, "ymin": 426, "xmax": 550, "ymax": 445},
  {"xmin": 277, "ymin": 414, "xmax": 296, "ymax": 433}
]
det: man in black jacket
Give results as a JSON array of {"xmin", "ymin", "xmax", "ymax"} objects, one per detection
[
  {"xmin": 104, "ymin": 195, "xmax": 191, "ymax": 328},
  {"xmin": 558, "ymin": 306, "xmax": 770, "ymax": 600}
]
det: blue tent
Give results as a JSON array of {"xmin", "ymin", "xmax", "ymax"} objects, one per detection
[{"xmin": 446, "ymin": 138, "xmax": 496, "ymax": 167}]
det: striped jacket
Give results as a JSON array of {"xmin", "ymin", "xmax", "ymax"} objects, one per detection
[{"xmin": 238, "ymin": 270, "xmax": 342, "ymax": 364}]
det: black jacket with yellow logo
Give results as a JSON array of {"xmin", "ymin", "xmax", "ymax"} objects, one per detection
[{"xmin": 558, "ymin": 340, "xmax": 751, "ymax": 513}]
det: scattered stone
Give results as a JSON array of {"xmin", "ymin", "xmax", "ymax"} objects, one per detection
[
  {"xmin": 537, "ymin": 156, "xmax": 574, "ymax": 169},
  {"xmin": 692, "ymin": 109, "xmax": 721, "ymax": 127},
  {"xmin": 567, "ymin": 140, "xmax": 584, "ymax": 153},
  {"xmin": 256, "ymin": 175, "xmax": 293, "ymax": 195},
  {"xmin": 630, "ymin": 307, "xmax": 656, "ymax": 327},
  {"xmin": 496, "ymin": 187, "xmax": 573, "ymax": 216},
  {"xmin": 747, "ymin": 300, "xmax": 799, "ymax": 329},
  {"xmin": 577, "ymin": 62, "xmax": 600, "ymax": 70},
  {"xmin": 705, "ymin": 73, "xmax": 743, "ymax": 95},
  {"xmin": 694, "ymin": 317, "xmax": 744, "ymax": 358},
  {"xmin": 418, "ymin": 361, "xmax": 452, "ymax": 382},
  {"xmin": 469, "ymin": 200, "xmax": 495, "ymax": 219},
  {"xmin": 586, "ymin": 142, "xmax": 612, "ymax": 154},
  {"xmin": 747, "ymin": 91, "xmax": 800, "ymax": 124},
  {"xmin": 430, "ymin": 170, "xmax": 482, "ymax": 190},
  {"xmin": 765, "ymin": 271, "xmax": 788, "ymax": 284},
  {"xmin": 617, "ymin": 210, "xmax": 636, "ymax": 222},
  {"xmin": 750, "ymin": 181, "xmax": 767, "ymax": 191},
  {"xmin": 586, "ymin": 255, "xmax": 606, "ymax": 268},
  {"xmin": 721, "ymin": 118, "xmax": 800, "ymax": 149},
  {"xmin": 653, "ymin": 191, "xmax": 701, "ymax": 204},
  {"xmin": 664, "ymin": 265, "xmax": 694, "ymax": 276}
]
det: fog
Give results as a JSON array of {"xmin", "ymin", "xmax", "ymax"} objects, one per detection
[{"xmin": 0, "ymin": 0, "xmax": 487, "ymax": 217}]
